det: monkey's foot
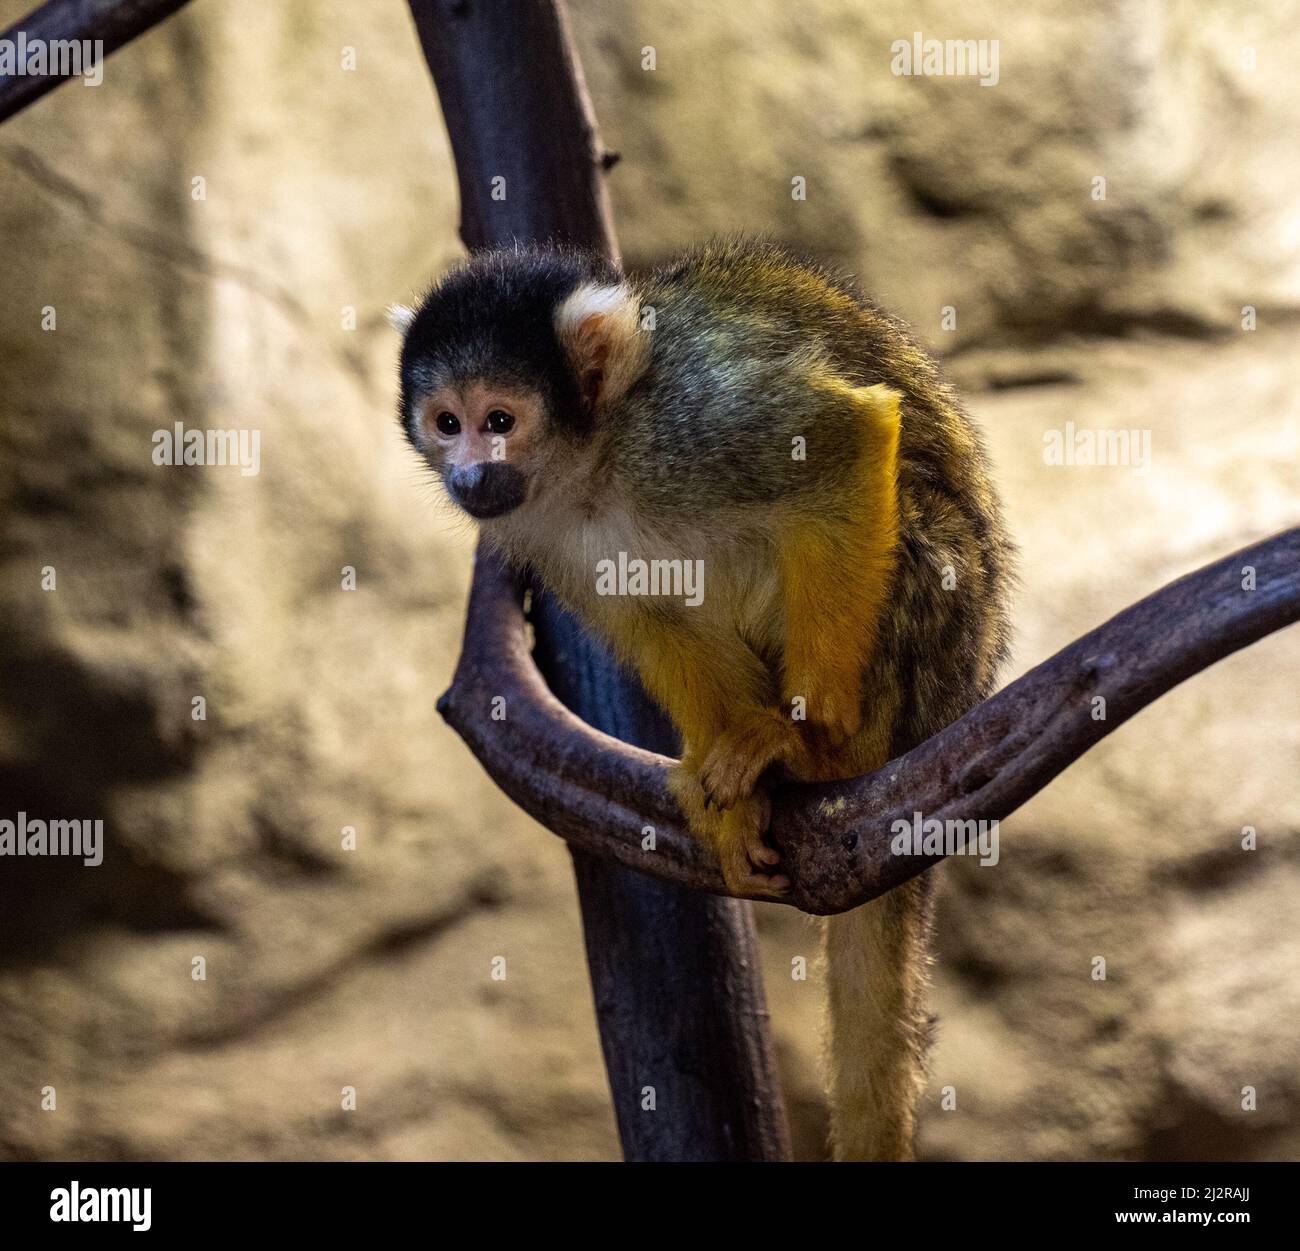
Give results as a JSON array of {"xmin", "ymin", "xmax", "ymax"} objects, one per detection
[
  {"xmin": 716, "ymin": 792, "xmax": 789, "ymax": 899},
  {"xmin": 669, "ymin": 764, "xmax": 787, "ymax": 898},
  {"xmin": 815, "ymin": 690, "xmax": 863, "ymax": 747},
  {"xmin": 667, "ymin": 760, "xmax": 721, "ymax": 838},
  {"xmin": 786, "ymin": 671, "xmax": 863, "ymax": 748},
  {"xmin": 698, "ymin": 711, "xmax": 800, "ymax": 811}
]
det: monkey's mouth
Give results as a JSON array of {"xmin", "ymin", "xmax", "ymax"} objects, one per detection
[
  {"xmin": 460, "ymin": 495, "xmax": 520, "ymax": 519},
  {"xmin": 446, "ymin": 463, "xmax": 528, "ymax": 519}
]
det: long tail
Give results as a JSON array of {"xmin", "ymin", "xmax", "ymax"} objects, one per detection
[{"xmin": 823, "ymin": 874, "xmax": 935, "ymax": 1161}]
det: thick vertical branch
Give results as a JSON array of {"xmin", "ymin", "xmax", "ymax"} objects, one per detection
[
  {"xmin": 408, "ymin": 0, "xmax": 791, "ymax": 1161},
  {"xmin": 408, "ymin": 0, "xmax": 616, "ymax": 255}
]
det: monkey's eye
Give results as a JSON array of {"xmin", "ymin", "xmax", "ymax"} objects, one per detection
[
  {"xmin": 435, "ymin": 411, "xmax": 461, "ymax": 436},
  {"xmin": 486, "ymin": 409, "xmax": 516, "ymax": 435}
]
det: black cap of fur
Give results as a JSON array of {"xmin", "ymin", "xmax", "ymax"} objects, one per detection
[{"xmin": 398, "ymin": 245, "xmax": 620, "ymax": 443}]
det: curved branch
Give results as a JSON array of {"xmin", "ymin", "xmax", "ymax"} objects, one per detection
[{"xmin": 439, "ymin": 528, "xmax": 1300, "ymax": 914}]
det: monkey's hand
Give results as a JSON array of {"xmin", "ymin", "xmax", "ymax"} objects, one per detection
[
  {"xmin": 670, "ymin": 764, "xmax": 789, "ymax": 898},
  {"xmin": 697, "ymin": 708, "xmax": 803, "ymax": 812}
]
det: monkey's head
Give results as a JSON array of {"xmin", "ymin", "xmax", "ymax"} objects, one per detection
[{"xmin": 394, "ymin": 247, "xmax": 649, "ymax": 522}]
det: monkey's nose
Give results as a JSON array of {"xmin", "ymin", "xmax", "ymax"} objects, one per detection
[{"xmin": 446, "ymin": 462, "xmax": 527, "ymax": 519}]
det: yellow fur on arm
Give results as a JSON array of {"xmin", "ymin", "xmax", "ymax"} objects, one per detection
[{"xmin": 605, "ymin": 612, "xmax": 769, "ymax": 767}]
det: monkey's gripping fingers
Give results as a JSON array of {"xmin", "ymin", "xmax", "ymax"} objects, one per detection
[
  {"xmin": 669, "ymin": 764, "xmax": 786, "ymax": 897},
  {"xmin": 698, "ymin": 710, "xmax": 800, "ymax": 812},
  {"xmin": 715, "ymin": 791, "xmax": 789, "ymax": 899},
  {"xmin": 669, "ymin": 759, "xmax": 777, "ymax": 868},
  {"xmin": 667, "ymin": 760, "xmax": 721, "ymax": 838}
]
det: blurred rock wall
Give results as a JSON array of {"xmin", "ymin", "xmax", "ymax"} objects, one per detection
[{"xmin": 0, "ymin": 0, "xmax": 1297, "ymax": 1160}]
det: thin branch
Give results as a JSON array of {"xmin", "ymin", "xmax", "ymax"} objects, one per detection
[
  {"xmin": 439, "ymin": 528, "xmax": 1300, "ymax": 915},
  {"xmin": 0, "ymin": 0, "xmax": 194, "ymax": 125}
]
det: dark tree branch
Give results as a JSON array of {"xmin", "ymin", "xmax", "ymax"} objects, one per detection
[
  {"xmin": 409, "ymin": 0, "xmax": 792, "ymax": 1161},
  {"xmin": 0, "ymin": 0, "xmax": 193, "ymax": 125},
  {"xmin": 439, "ymin": 528, "xmax": 1300, "ymax": 915},
  {"xmin": 408, "ymin": 0, "xmax": 616, "ymax": 255}
]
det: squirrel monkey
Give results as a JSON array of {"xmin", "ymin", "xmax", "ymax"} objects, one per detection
[{"xmin": 394, "ymin": 239, "xmax": 1013, "ymax": 1161}]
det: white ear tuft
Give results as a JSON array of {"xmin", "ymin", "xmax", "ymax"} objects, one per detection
[
  {"xmin": 554, "ymin": 282, "xmax": 650, "ymax": 411},
  {"xmin": 386, "ymin": 303, "xmax": 416, "ymax": 333}
]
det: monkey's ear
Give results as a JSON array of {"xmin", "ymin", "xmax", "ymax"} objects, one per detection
[
  {"xmin": 386, "ymin": 303, "xmax": 416, "ymax": 333},
  {"xmin": 554, "ymin": 282, "xmax": 650, "ymax": 412}
]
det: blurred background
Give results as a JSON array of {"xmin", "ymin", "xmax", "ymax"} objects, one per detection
[{"xmin": 1, "ymin": 0, "xmax": 1298, "ymax": 1161}]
